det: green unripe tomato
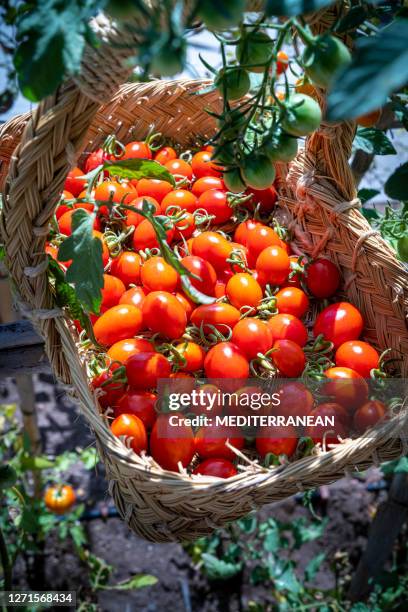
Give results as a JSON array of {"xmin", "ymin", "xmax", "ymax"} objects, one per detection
[
  {"xmin": 262, "ymin": 130, "xmax": 298, "ymax": 163},
  {"xmin": 241, "ymin": 155, "xmax": 276, "ymax": 190},
  {"xmin": 397, "ymin": 235, "xmax": 408, "ymax": 263},
  {"xmin": 198, "ymin": 0, "xmax": 246, "ymax": 30},
  {"xmin": 236, "ymin": 31, "xmax": 274, "ymax": 73},
  {"xmin": 215, "ymin": 67, "xmax": 251, "ymax": 101},
  {"xmin": 223, "ymin": 168, "xmax": 246, "ymax": 193},
  {"xmin": 282, "ymin": 93, "xmax": 322, "ymax": 137},
  {"xmin": 302, "ymin": 34, "xmax": 351, "ymax": 89}
]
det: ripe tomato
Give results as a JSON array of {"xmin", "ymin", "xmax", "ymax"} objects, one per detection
[
  {"xmin": 58, "ymin": 209, "xmax": 100, "ymax": 236},
  {"xmin": 64, "ymin": 167, "xmax": 85, "ymax": 197},
  {"xmin": 125, "ymin": 196, "xmax": 161, "ymax": 228},
  {"xmin": 256, "ymin": 425, "xmax": 298, "ymax": 458},
  {"xmin": 314, "ymin": 302, "xmax": 364, "ymax": 348},
  {"xmin": 154, "ymin": 146, "xmax": 177, "ymax": 165},
  {"xmin": 193, "ymin": 458, "xmax": 237, "ymax": 478},
  {"xmin": 165, "ymin": 159, "xmax": 193, "ymax": 180},
  {"xmin": 174, "ymin": 212, "xmax": 196, "ymax": 240},
  {"xmin": 246, "ymin": 224, "xmax": 282, "ymax": 262},
  {"xmin": 271, "ymin": 339, "xmax": 305, "ymax": 376},
  {"xmin": 136, "ymin": 178, "xmax": 173, "ymax": 203},
  {"xmin": 141, "ymin": 256, "xmax": 179, "ymax": 292},
  {"xmin": 107, "ymin": 337, "xmax": 153, "ymax": 364},
  {"xmin": 226, "ymin": 273, "xmax": 263, "ymax": 310},
  {"xmin": 115, "ymin": 390, "xmax": 157, "ymax": 429},
  {"xmin": 191, "ymin": 151, "xmax": 221, "ymax": 179},
  {"xmin": 192, "ymin": 231, "xmax": 234, "ymax": 273},
  {"xmin": 192, "ymin": 176, "xmax": 225, "ymax": 197},
  {"xmin": 305, "ymin": 403, "xmax": 348, "ymax": 445},
  {"xmin": 119, "ymin": 286, "xmax": 146, "ymax": 309},
  {"xmin": 276, "ymin": 50, "xmax": 289, "ymax": 75},
  {"xmin": 323, "ymin": 366, "xmax": 368, "ymax": 411},
  {"xmin": 133, "ymin": 218, "xmax": 174, "ymax": 251},
  {"xmin": 92, "ymin": 364, "xmax": 125, "ymax": 409},
  {"xmin": 335, "ymin": 340, "xmax": 379, "ymax": 379},
  {"xmin": 191, "ymin": 303, "xmax": 240, "ymax": 333},
  {"xmin": 204, "ymin": 342, "xmax": 249, "ymax": 379},
  {"xmin": 101, "ymin": 274, "xmax": 126, "ymax": 309},
  {"xmin": 44, "ymin": 485, "xmax": 76, "ymax": 514},
  {"xmin": 190, "ymin": 383, "xmax": 223, "ymax": 417},
  {"xmin": 110, "ymin": 251, "xmax": 141, "ymax": 286},
  {"xmin": 73, "ymin": 200, "xmax": 94, "ymax": 212},
  {"xmin": 233, "ymin": 219, "xmax": 260, "ymax": 246},
  {"xmin": 356, "ymin": 109, "xmax": 382, "ymax": 128},
  {"xmin": 161, "ymin": 189, "xmax": 198, "ymax": 214},
  {"xmin": 126, "ymin": 352, "xmax": 171, "ymax": 389},
  {"xmin": 93, "ymin": 230, "xmax": 110, "ymax": 267},
  {"xmin": 142, "ymin": 291, "xmax": 187, "ymax": 339},
  {"xmin": 150, "ymin": 412, "xmax": 195, "ymax": 471},
  {"xmin": 275, "ymin": 286, "xmax": 309, "ymax": 318},
  {"xmin": 94, "ymin": 180, "xmax": 128, "ymax": 206},
  {"xmin": 198, "ymin": 189, "xmax": 232, "ymax": 224},
  {"xmin": 277, "ymin": 381, "xmax": 314, "ymax": 418},
  {"xmin": 174, "ymin": 292, "xmax": 195, "ymax": 319},
  {"xmin": 306, "ymin": 258, "xmax": 340, "ymax": 298},
  {"xmin": 84, "ymin": 147, "xmax": 110, "ymax": 173},
  {"xmin": 268, "ymin": 313, "xmax": 308, "ymax": 347},
  {"xmin": 93, "ymin": 304, "xmax": 143, "ymax": 346},
  {"xmin": 256, "ymin": 246, "xmax": 290, "ymax": 286},
  {"xmin": 122, "ymin": 141, "xmax": 152, "ymax": 159},
  {"xmin": 231, "ymin": 318, "xmax": 273, "ymax": 360},
  {"xmin": 195, "ymin": 424, "xmax": 244, "ymax": 460},
  {"xmin": 353, "ymin": 400, "xmax": 387, "ymax": 433},
  {"xmin": 175, "ymin": 341, "xmax": 206, "ymax": 372},
  {"xmin": 111, "ymin": 413, "xmax": 147, "ymax": 453},
  {"xmin": 248, "ymin": 186, "xmax": 278, "ymax": 213}
]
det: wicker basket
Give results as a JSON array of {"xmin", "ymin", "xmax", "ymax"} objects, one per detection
[{"xmin": 1, "ymin": 7, "xmax": 408, "ymax": 543}]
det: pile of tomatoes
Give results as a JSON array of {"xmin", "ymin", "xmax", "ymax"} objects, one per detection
[{"xmin": 46, "ymin": 135, "xmax": 388, "ymax": 480}]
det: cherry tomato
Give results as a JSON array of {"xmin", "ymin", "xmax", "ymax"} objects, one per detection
[
  {"xmin": 111, "ymin": 413, "xmax": 147, "ymax": 453},
  {"xmin": 107, "ymin": 337, "xmax": 153, "ymax": 364},
  {"xmin": 64, "ymin": 167, "xmax": 85, "ymax": 197},
  {"xmin": 84, "ymin": 147, "xmax": 110, "ymax": 173},
  {"xmin": 356, "ymin": 109, "xmax": 382, "ymax": 128},
  {"xmin": 154, "ymin": 146, "xmax": 177, "ymax": 165},
  {"xmin": 93, "ymin": 304, "xmax": 143, "ymax": 346},
  {"xmin": 204, "ymin": 342, "xmax": 249, "ymax": 379},
  {"xmin": 190, "ymin": 383, "xmax": 223, "ymax": 417},
  {"xmin": 133, "ymin": 218, "xmax": 174, "ymax": 251},
  {"xmin": 93, "ymin": 230, "xmax": 110, "ymax": 267},
  {"xmin": 248, "ymin": 186, "xmax": 278, "ymax": 213},
  {"xmin": 174, "ymin": 292, "xmax": 195, "ymax": 319},
  {"xmin": 174, "ymin": 212, "xmax": 196, "ymax": 240},
  {"xmin": 192, "ymin": 231, "xmax": 234, "ymax": 273},
  {"xmin": 73, "ymin": 200, "xmax": 94, "ymax": 212},
  {"xmin": 165, "ymin": 159, "xmax": 193, "ymax": 180},
  {"xmin": 215, "ymin": 67, "xmax": 251, "ymax": 101},
  {"xmin": 175, "ymin": 341, "xmax": 206, "ymax": 372},
  {"xmin": 256, "ymin": 425, "xmax": 297, "ymax": 458},
  {"xmin": 192, "ymin": 176, "xmax": 225, "ymax": 197},
  {"xmin": 305, "ymin": 403, "xmax": 348, "ymax": 446},
  {"xmin": 191, "ymin": 303, "xmax": 240, "ymax": 334},
  {"xmin": 314, "ymin": 302, "xmax": 364, "ymax": 349},
  {"xmin": 126, "ymin": 352, "xmax": 171, "ymax": 389},
  {"xmin": 122, "ymin": 140, "xmax": 152, "ymax": 160},
  {"xmin": 306, "ymin": 258, "xmax": 340, "ymax": 298},
  {"xmin": 101, "ymin": 274, "xmax": 125, "ymax": 310},
  {"xmin": 271, "ymin": 339, "xmax": 305, "ymax": 377},
  {"xmin": 161, "ymin": 189, "xmax": 198, "ymax": 214},
  {"xmin": 231, "ymin": 318, "xmax": 273, "ymax": 360},
  {"xmin": 136, "ymin": 178, "xmax": 173, "ymax": 203},
  {"xmin": 142, "ymin": 291, "xmax": 187, "ymax": 339},
  {"xmin": 193, "ymin": 458, "xmax": 237, "ymax": 478},
  {"xmin": 92, "ymin": 364, "xmax": 125, "ymax": 409},
  {"xmin": 236, "ymin": 30, "xmax": 273, "ymax": 73},
  {"xmin": 335, "ymin": 340, "xmax": 379, "ymax": 379},
  {"xmin": 226, "ymin": 273, "xmax": 263, "ymax": 310},
  {"xmin": 353, "ymin": 400, "xmax": 387, "ymax": 433},
  {"xmin": 191, "ymin": 151, "xmax": 221, "ymax": 179},
  {"xmin": 302, "ymin": 34, "xmax": 351, "ymax": 89},
  {"xmin": 288, "ymin": 255, "xmax": 305, "ymax": 287},
  {"xmin": 282, "ymin": 94, "xmax": 322, "ymax": 137},
  {"xmin": 150, "ymin": 412, "xmax": 195, "ymax": 471},
  {"xmin": 58, "ymin": 209, "xmax": 100, "ymax": 236},
  {"xmin": 44, "ymin": 485, "xmax": 76, "ymax": 514},
  {"xmin": 141, "ymin": 256, "xmax": 179, "ymax": 292},
  {"xmin": 115, "ymin": 390, "xmax": 157, "ymax": 429},
  {"xmin": 119, "ymin": 286, "xmax": 146, "ymax": 309},
  {"xmin": 233, "ymin": 219, "xmax": 260, "ymax": 246},
  {"xmin": 246, "ymin": 224, "xmax": 282, "ymax": 262},
  {"xmin": 125, "ymin": 196, "xmax": 161, "ymax": 228},
  {"xmin": 276, "ymin": 50, "xmax": 289, "ymax": 75},
  {"xmin": 195, "ymin": 424, "xmax": 244, "ymax": 460},
  {"xmin": 277, "ymin": 381, "xmax": 314, "ymax": 418},
  {"xmin": 323, "ymin": 366, "xmax": 368, "ymax": 411},
  {"xmin": 110, "ymin": 251, "xmax": 141, "ymax": 286},
  {"xmin": 275, "ymin": 286, "xmax": 309, "ymax": 318},
  {"xmin": 256, "ymin": 246, "xmax": 290, "ymax": 286},
  {"xmin": 198, "ymin": 189, "xmax": 232, "ymax": 224},
  {"xmin": 267, "ymin": 313, "xmax": 308, "ymax": 347},
  {"xmin": 94, "ymin": 180, "xmax": 127, "ymax": 205}
]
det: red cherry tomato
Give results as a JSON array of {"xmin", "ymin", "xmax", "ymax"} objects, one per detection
[
  {"xmin": 115, "ymin": 390, "xmax": 157, "ymax": 429},
  {"xmin": 256, "ymin": 246, "xmax": 290, "ymax": 286},
  {"xmin": 93, "ymin": 304, "xmax": 143, "ymax": 346},
  {"xmin": 84, "ymin": 147, "xmax": 110, "ymax": 173},
  {"xmin": 191, "ymin": 303, "xmax": 241, "ymax": 334},
  {"xmin": 110, "ymin": 251, "xmax": 141, "ymax": 287},
  {"xmin": 197, "ymin": 189, "xmax": 232, "ymax": 224},
  {"xmin": 191, "ymin": 151, "xmax": 221, "ymax": 179},
  {"xmin": 141, "ymin": 256, "xmax": 179, "ymax": 292},
  {"xmin": 150, "ymin": 412, "xmax": 195, "ymax": 471},
  {"xmin": 64, "ymin": 167, "xmax": 85, "ymax": 197},
  {"xmin": 193, "ymin": 458, "xmax": 237, "ymax": 478},
  {"xmin": 306, "ymin": 258, "xmax": 340, "ymax": 298},
  {"xmin": 125, "ymin": 196, "xmax": 161, "ymax": 228},
  {"xmin": 119, "ymin": 286, "xmax": 146, "ymax": 309},
  {"xmin": 276, "ymin": 50, "xmax": 289, "ymax": 74},
  {"xmin": 277, "ymin": 381, "xmax": 314, "ymax": 418},
  {"xmin": 122, "ymin": 141, "xmax": 152, "ymax": 160},
  {"xmin": 248, "ymin": 185, "xmax": 278, "ymax": 213},
  {"xmin": 323, "ymin": 367, "xmax": 369, "ymax": 411},
  {"xmin": 136, "ymin": 178, "xmax": 173, "ymax": 203},
  {"xmin": 267, "ymin": 313, "xmax": 308, "ymax": 347},
  {"xmin": 231, "ymin": 318, "xmax": 273, "ymax": 360},
  {"xmin": 192, "ymin": 176, "xmax": 225, "ymax": 197},
  {"xmin": 233, "ymin": 219, "xmax": 261, "ymax": 246},
  {"xmin": 314, "ymin": 302, "xmax": 364, "ymax": 349},
  {"xmin": 256, "ymin": 425, "xmax": 298, "ymax": 458},
  {"xmin": 226, "ymin": 273, "xmax": 263, "ymax": 310},
  {"xmin": 126, "ymin": 352, "xmax": 171, "ymax": 389},
  {"xmin": 305, "ymin": 403, "xmax": 348, "ymax": 446},
  {"xmin": 271, "ymin": 339, "xmax": 305, "ymax": 377},
  {"xmin": 142, "ymin": 291, "xmax": 187, "ymax": 339},
  {"xmin": 192, "ymin": 231, "xmax": 234, "ymax": 273},
  {"xmin": 161, "ymin": 189, "xmax": 198, "ymax": 214},
  {"xmin": 164, "ymin": 159, "xmax": 193, "ymax": 180},
  {"xmin": 175, "ymin": 341, "xmax": 206, "ymax": 372},
  {"xmin": 275, "ymin": 286, "xmax": 309, "ymax": 318},
  {"xmin": 335, "ymin": 340, "xmax": 379, "ymax": 378},
  {"xmin": 195, "ymin": 424, "xmax": 244, "ymax": 460},
  {"xmin": 107, "ymin": 337, "xmax": 154, "ymax": 364},
  {"xmin": 154, "ymin": 146, "xmax": 177, "ymax": 165},
  {"xmin": 204, "ymin": 342, "xmax": 249, "ymax": 379},
  {"xmin": 353, "ymin": 400, "xmax": 387, "ymax": 433},
  {"xmin": 92, "ymin": 364, "xmax": 125, "ymax": 409},
  {"xmin": 111, "ymin": 413, "xmax": 147, "ymax": 454},
  {"xmin": 100, "ymin": 274, "xmax": 126, "ymax": 309},
  {"xmin": 133, "ymin": 218, "xmax": 174, "ymax": 251}
]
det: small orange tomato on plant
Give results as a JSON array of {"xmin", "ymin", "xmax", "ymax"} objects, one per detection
[{"xmin": 44, "ymin": 485, "xmax": 76, "ymax": 515}]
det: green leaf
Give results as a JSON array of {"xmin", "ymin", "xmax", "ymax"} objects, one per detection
[
  {"xmin": 0, "ymin": 244, "xmax": 5, "ymax": 262},
  {"xmin": 381, "ymin": 456, "xmax": 408, "ymax": 475},
  {"xmin": 354, "ymin": 128, "xmax": 396, "ymax": 156},
  {"xmin": 20, "ymin": 454, "xmax": 55, "ymax": 471},
  {"xmin": 327, "ymin": 19, "xmax": 408, "ymax": 120},
  {"xmin": 385, "ymin": 162, "xmax": 408, "ymax": 200},
  {"xmin": 108, "ymin": 574, "xmax": 158, "ymax": 590},
  {"xmin": 58, "ymin": 209, "xmax": 104, "ymax": 314},
  {"xmin": 104, "ymin": 159, "xmax": 175, "ymax": 186},
  {"xmin": 272, "ymin": 562, "xmax": 302, "ymax": 594},
  {"xmin": 358, "ymin": 189, "xmax": 380, "ymax": 205},
  {"xmin": 79, "ymin": 447, "xmax": 99, "ymax": 470},
  {"xmin": 304, "ymin": 552, "xmax": 325, "ymax": 582},
  {"xmin": 263, "ymin": 526, "xmax": 280, "ymax": 552},
  {"xmin": 201, "ymin": 553, "xmax": 242, "ymax": 580},
  {"xmin": 291, "ymin": 518, "xmax": 327, "ymax": 548},
  {"xmin": 334, "ymin": 5, "xmax": 368, "ymax": 33},
  {"xmin": 69, "ymin": 524, "xmax": 87, "ymax": 549},
  {"xmin": 0, "ymin": 465, "xmax": 18, "ymax": 489},
  {"xmin": 265, "ymin": 0, "xmax": 334, "ymax": 17},
  {"xmin": 14, "ymin": 0, "xmax": 99, "ymax": 102}
]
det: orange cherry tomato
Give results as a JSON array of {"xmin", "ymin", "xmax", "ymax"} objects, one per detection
[
  {"xmin": 314, "ymin": 302, "xmax": 364, "ymax": 349},
  {"xmin": 111, "ymin": 413, "xmax": 148, "ymax": 454},
  {"xmin": 231, "ymin": 318, "xmax": 273, "ymax": 360},
  {"xmin": 175, "ymin": 341, "xmax": 206, "ymax": 372},
  {"xmin": 125, "ymin": 196, "xmax": 161, "ymax": 228},
  {"xmin": 191, "ymin": 303, "xmax": 241, "ymax": 334},
  {"xmin": 107, "ymin": 337, "xmax": 154, "ymax": 364},
  {"xmin": 276, "ymin": 50, "xmax": 289, "ymax": 75},
  {"xmin": 58, "ymin": 209, "xmax": 100, "ymax": 236},
  {"xmin": 93, "ymin": 230, "xmax": 110, "ymax": 267},
  {"xmin": 141, "ymin": 256, "xmax": 179, "ymax": 292},
  {"xmin": 154, "ymin": 146, "xmax": 177, "ymax": 165},
  {"xmin": 173, "ymin": 211, "xmax": 196, "ymax": 240},
  {"xmin": 126, "ymin": 352, "xmax": 171, "ymax": 389},
  {"xmin": 164, "ymin": 159, "xmax": 193, "ymax": 180},
  {"xmin": 192, "ymin": 231, "xmax": 234, "ymax": 273},
  {"xmin": 226, "ymin": 273, "xmax": 263, "ymax": 310},
  {"xmin": 133, "ymin": 218, "xmax": 174, "ymax": 251},
  {"xmin": 119, "ymin": 286, "xmax": 146, "ymax": 309},
  {"xmin": 115, "ymin": 390, "xmax": 157, "ymax": 429},
  {"xmin": 142, "ymin": 291, "xmax": 187, "ymax": 339},
  {"xmin": 275, "ymin": 286, "xmax": 309, "ymax": 319},
  {"xmin": 193, "ymin": 458, "xmax": 237, "ymax": 478},
  {"xmin": 122, "ymin": 141, "xmax": 152, "ymax": 160},
  {"xmin": 267, "ymin": 313, "xmax": 308, "ymax": 347},
  {"xmin": 204, "ymin": 342, "xmax": 249, "ymax": 379},
  {"xmin": 44, "ymin": 485, "xmax": 76, "ymax": 514},
  {"xmin": 192, "ymin": 176, "xmax": 225, "ymax": 197},
  {"xmin": 174, "ymin": 292, "xmax": 195, "ymax": 319},
  {"xmin": 150, "ymin": 412, "xmax": 195, "ymax": 471},
  {"xmin": 233, "ymin": 219, "xmax": 261, "ymax": 246},
  {"xmin": 136, "ymin": 178, "xmax": 173, "ymax": 203},
  {"xmin": 271, "ymin": 339, "xmax": 305, "ymax": 377},
  {"xmin": 246, "ymin": 224, "xmax": 283, "ymax": 263},
  {"xmin": 191, "ymin": 151, "xmax": 222, "ymax": 179},
  {"xmin": 110, "ymin": 251, "xmax": 142, "ymax": 286},
  {"xmin": 93, "ymin": 304, "xmax": 143, "ymax": 346},
  {"xmin": 161, "ymin": 189, "xmax": 198, "ymax": 214},
  {"xmin": 335, "ymin": 340, "xmax": 379, "ymax": 378},
  {"xmin": 101, "ymin": 274, "xmax": 126, "ymax": 309},
  {"xmin": 256, "ymin": 246, "xmax": 290, "ymax": 286}
]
